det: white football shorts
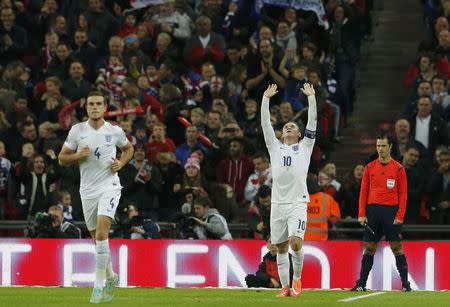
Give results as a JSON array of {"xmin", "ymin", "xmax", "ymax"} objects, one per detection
[
  {"xmin": 270, "ymin": 202, "xmax": 307, "ymax": 244},
  {"xmin": 82, "ymin": 188, "xmax": 121, "ymax": 231}
]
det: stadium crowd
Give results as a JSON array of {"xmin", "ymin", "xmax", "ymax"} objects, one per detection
[{"xmin": 0, "ymin": 0, "xmax": 446, "ymax": 240}]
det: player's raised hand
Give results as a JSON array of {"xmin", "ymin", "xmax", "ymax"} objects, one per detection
[
  {"xmin": 78, "ymin": 146, "xmax": 90, "ymax": 161},
  {"xmin": 111, "ymin": 157, "xmax": 123, "ymax": 172},
  {"xmin": 301, "ymin": 83, "xmax": 315, "ymax": 96},
  {"xmin": 263, "ymin": 84, "xmax": 278, "ymax": 98}
]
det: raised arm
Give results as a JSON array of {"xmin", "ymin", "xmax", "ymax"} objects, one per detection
[
  {"xmin": 301, "ymin": 83, "xmax": 317, "ymax": 139},
  {"xmin": 261, "ymin": 84, "xmax": 278, "ymax": 148}
]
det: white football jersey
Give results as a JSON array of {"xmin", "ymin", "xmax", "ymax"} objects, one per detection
[
  {"xmin": 63, "ymin": 121, "xmax": 129, "ymax": 198},
  {"xmin": 261, "ymin": 96, "xmax": 315, "ymax": 204}
]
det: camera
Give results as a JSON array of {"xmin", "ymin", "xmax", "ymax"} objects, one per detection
[
  {"xmin": 26, "ymin": 212, "xmax": 57, "ymax": 238},
  {"xmin": 173, "ymin": 203, "xmax": 198, "ymax": 239}
]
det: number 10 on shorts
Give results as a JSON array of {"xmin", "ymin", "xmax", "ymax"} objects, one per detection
[{"xmin": 298, "ymin": 219, "xmax": 306, "ymax": 231}]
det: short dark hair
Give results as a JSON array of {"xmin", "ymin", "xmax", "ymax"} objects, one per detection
[
  {"xmin": 405, "ymin": 142, "xmax": 421, "ymax": 153},
  {"xmin": 252, "ymin": 152, "xmax": 268, "ymax": 161},
  {"xmin": 87, "ymin": 91, "xmax": 106, "ymax": 103},
  {"xmin": 257, "ymin": 185, "xmax": 271, "ymax": 198},
  {"xmin": 194, "ymin": 195, "xmax": 211, "ymax": 208},
  {"xmin": 375, "ymin": 132, "xmax": 393, "ymax": 145}
]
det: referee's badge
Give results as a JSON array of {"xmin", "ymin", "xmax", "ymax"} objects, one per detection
[
  {"xmin": 105, "ymin": 134, "xmax": 112, "ymax": 143},
  {"xmin": 386, "ymin": 179, "xmax": 396, "ymax": 189}
]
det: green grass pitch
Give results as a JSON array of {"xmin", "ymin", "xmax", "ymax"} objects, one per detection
[{"xmin": 0, "ymin": 288, "xmax": 449, "ymax": 307}]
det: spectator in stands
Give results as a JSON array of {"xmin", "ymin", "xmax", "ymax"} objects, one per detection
[
  {"xmin": 35, "ymin": 31, "xmax": 59, "ymax": 79},
  {"xmin": 15, "ymin": 153, "xmax": 57, "ymax": 218},
  {"xmin": 119, "ymin": 144, "xmax": 162, "ymax": 221},
  {"xmin": 402, "ymin": 143, "xmax": 428, "ymax": 224},
  {"xmin": 305, "ymin": 173, "xmax": 341, "ymax": 240},
  {"xmin": 427, "ymin": 148, "xmax": 450, "ymax": 224},
  {"xmin": 0, "ymin": 141, "xmax": 11, "ymax": 219},
  {"xmin": 56, "ymin": 190, "xmax": 74, "ymax": 223},
  {"xmin": 275, "ymin": 20, "xmax": 297, "ymax": 55},
  {"xmin": 183, "ymin": 15, "xmax": 225, "ymax": 72},
  {"xmin": 191, "ymin": 195, "xmax": 232, "ymax": 240},
  {"xmin": 62, "ymin": 60, "xmax": 92, "ymax": 101},
  {"xmin": 146, "ymin": 122, "xmax": 176, "ymax": 163},
  {"xmin": 72, "ymin": 28, "xmax": 98, "ymax": 80},
  {"xmin": 328, "ymin": 4, "xmax": 360, "ymax": 116},
  {"xmin": 244, "ymin": 153, "xmax": 272, "ymax": 202},
  {"xmin": 47, "ymin": 205, "xmax": 81, "ymax": 238},
  {"xmin": 217, "ymin": 137, "xmax": 254, "ymax": 204},
  {"xmin": 391, "ymin": 118, "xmax": 428, "ymax": 162},
  {"xmin": 0, "ymin": 7, "xmax": 27, "ymax": 65},
  {"xmin": 46, "ymin": 41, "xmax": 74, "ymax": 80},
  {"xmin": 318, "ymin": 163, "xmax": 341, "ymax": 199},
  {"xmin": 121, "ymin": 202, "xmax": 161, "ymax": 239},
  {"xmin": 7, "ymin": 120, "xmax": 38, "ymax": 163},
  {"xmin": 247, "ymin": 185, "xmax": 271, "ymax": 240},
  {"xmin": 204, "ymin": 110, "xmax": 223, "ymax": 143},
  {"xmin": 84, "ymin": 0, "xmax": 118, "ymax": 52},
  {"xmin": 410, "ymin": 96, "xmax": 448, "ymax": 155},
  {"xmin": 175, "ymin": 125, "xmax": 209, "ymax": 166},
  {"xmin": 281, "ymin": 63, "xmax": 307, "ymax": 112},
  {"xmin": 246, "ymin": 39, "xmax": 285, "ymax": 104},
  {"xmin": 155, "ymin": 151, "xmax": 184, "ymax": 221},
  {"xmin": 151, "ymin": 0, "xmax": 191, "ymax": 42},
  {"xmin": 239, "ymin": 98, "xmax": 262, "ymax": 146},
  {"xmin": 151, "ymin": 32, "xmax": 178, "ymax": 66},
  {"xmin": 340, "ymin": 163, "xmax": 364, "ymax": 219}
]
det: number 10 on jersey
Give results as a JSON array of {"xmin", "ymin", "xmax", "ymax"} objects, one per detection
[{"xmin": 283, "ymin": 156, "xmax": 292, "ymax": 166}]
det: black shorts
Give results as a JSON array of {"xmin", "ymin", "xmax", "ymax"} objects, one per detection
[{"xmin": 363, "ymin": 204, "xmax": 402, "ymax": 242}]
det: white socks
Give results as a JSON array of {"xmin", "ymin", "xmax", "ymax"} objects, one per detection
[
  {"xmin": 292, "ymin": 248, "xmax": 304, "ymax": 279},
  {"xmin": 276, "ymin": 252, "xmax": 290, "ymax": 288},
  {"xmin": 106, "ymin": 252, "xmax": 115, "ymax": 280},
  {"xmin": 95, "ymin": 239, "xmax": 110, "ymax": 288}
]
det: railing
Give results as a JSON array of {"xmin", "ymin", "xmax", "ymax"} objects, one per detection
[{"xmin": 0, "ymin": 220, "xmax": 449, "ymax": 239}]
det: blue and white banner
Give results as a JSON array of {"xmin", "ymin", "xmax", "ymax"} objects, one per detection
[{"xmin": 256, "ymin": 0, "xmax": 329, "ymax": 30}]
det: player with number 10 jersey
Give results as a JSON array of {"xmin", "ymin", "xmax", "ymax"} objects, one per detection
[{"xmin": 261, "ymin": 83, "xmax": 317, "ymax": 298}]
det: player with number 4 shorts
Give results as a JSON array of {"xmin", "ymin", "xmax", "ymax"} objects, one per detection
[
  {"xmin": 261, "ymin": 83, "xmax": 317, "ymax": 298},
  {"xmin": 58, "ymin": 91, "xmax": 134, "ymax": 303}
]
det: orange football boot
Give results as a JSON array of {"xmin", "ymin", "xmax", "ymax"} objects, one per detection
[
  {"xmin": 290, "ymin": 278, "xmax": 302, "ymax": 297},
  {"xmin": 276, "ymin": 286, "xmax": 291, "ymax": 298}
]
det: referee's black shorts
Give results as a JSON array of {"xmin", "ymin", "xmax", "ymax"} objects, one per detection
[{"xmin": 363, "ymin": 204, "xmax": 402, "ymax": 242}]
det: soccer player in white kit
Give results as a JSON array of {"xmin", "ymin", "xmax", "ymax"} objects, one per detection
[
  {"xmin": 261, "ymin": 83, "xmax": 316, "ymax": 297},
  {"xmin": 58, "ymin": 91, "xmax": 134, "ymax": 303}
]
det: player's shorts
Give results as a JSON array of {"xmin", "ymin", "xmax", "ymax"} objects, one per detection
[
  {"xmin": 363, "ymin": 204, "xmax": 402, "ymax": 242},
  {"xmin": 270, "ymin": 202, "xmax": 307, "ymax": 244},
  {"xmin": 82, "ymin": 188, "xmax": 121, "ymax": 231}
]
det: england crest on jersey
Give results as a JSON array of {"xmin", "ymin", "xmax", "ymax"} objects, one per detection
[
  {"xmin": 293, "ymin": 144, "xmax": 299, "ymax": 151},
  {"xmin": 105, "ymin": 134, "xmax": 112, "ymax": 143}
]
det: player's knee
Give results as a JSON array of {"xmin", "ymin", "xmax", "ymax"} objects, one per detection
[
  {"xmin": 95, "ymin": 230, "xmax": 108, "ymax": 241},
  {"xmin": 389, "ymin": 242, "xmax": 403, "ymax": 255},
  {"xmin": 276, "ymin": 242, "xmax": 289, "ymax": 253},
  {"xmin": 289, "ymin": 238, "xmax": 303, "ymax": 252}
]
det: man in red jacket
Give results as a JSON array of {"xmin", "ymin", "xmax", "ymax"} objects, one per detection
[{"xmin": 351, "ymin": 133, "xmax": 412, "ymax": 292}]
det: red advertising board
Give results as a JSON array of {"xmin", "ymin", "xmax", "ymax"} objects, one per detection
[{"xmin": 0, "ymin": 239, "xmax": 448, "ymax": 290}]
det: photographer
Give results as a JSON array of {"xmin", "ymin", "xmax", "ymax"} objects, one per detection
[
  {"xmin": 30, "ymin": 205, "xmax": 81, "ymax": 238},
  {"xmin": 191, "ymin": 195, "xmax": 232, "ymax": 240},
  {"xmin": 122, "ymin": 202, "xmax": 161, "ymax": 239}
]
